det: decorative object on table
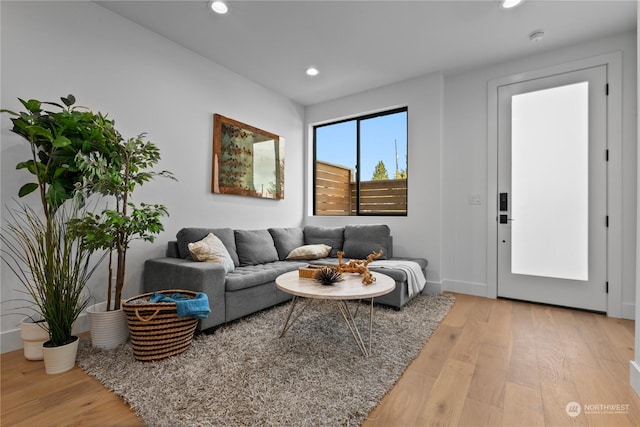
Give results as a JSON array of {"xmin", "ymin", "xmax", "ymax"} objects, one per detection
[
  {"xmin": 212, "ymin": 114, "xmax": 284, "ymax": 199},
  {"xmin": 123, "ymin": 290, "xmax": 204, "ymax": 361},
  {"xmin": 313, "ymin": 267, "xmax": 344, "ymax": 286},
  {"xmin": 335, "ymin": 249, "xmax": 384, "ymax": 284},
  {"xmin": 71, "ymin": 128, "xmax": 175, "ymax": 349},
  {"xmin": 1, "ymin": 95, "xmax": 112, "ymax": 369},
  {"xmin": 298, "ymin": 264, "xmax": 324, "ymax": 278}
]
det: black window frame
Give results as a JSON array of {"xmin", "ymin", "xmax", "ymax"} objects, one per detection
[{"xmin": 312, "ymin": 106, "xmax": 408, "ymax": 216}]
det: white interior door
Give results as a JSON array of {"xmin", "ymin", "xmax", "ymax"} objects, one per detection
[{"xmin": 497, "ymin": 65, "xmax": 608, "ymax": 312}]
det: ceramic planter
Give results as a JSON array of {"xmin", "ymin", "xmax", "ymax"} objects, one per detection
[
  {"xmin": 42, "ymin": 336, "xmax": 79, "ymax": 374},
  {"xmin": 20, "ymin": 318, "xmax": 48, "ymax": 361},
  {"xmin": 86, "ymin": 301, "xmax": 129, "ymax": 349}
]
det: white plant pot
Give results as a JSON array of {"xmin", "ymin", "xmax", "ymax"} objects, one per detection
[
  {"xmin": 20, "ymin": 318, "xmax": 49, "ymax": 361},
  {"xmin": 87, "ymin": 301, "xmax": 129, "ymax": 349},
  {"xmin": 42, "ymin": 336, "xmax": 79, "ymax": 374}
]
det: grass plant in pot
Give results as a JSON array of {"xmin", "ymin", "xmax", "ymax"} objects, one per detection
[
  {"xmin": 1, "ymin": 95, "xmax": 113, "ymax": 371},
  {"xmin": 71, "ymin": 132, "xmax": 174, "ymax": 349}
]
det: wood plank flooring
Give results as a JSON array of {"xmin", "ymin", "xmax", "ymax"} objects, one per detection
[{"xmin": 2, "ymin": 293, "xmax": 638, "ymax": 426}]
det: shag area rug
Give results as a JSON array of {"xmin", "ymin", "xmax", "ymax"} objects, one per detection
[{"xmin": 77, "ymin": 293, "xmax": 455, "ymax": 427}]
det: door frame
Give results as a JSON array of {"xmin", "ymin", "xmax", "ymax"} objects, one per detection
[{"xmin": 487, "ymin": 51, "xmax": 623, "ymax": 317}]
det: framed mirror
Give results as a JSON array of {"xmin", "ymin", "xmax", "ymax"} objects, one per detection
[{"xmin": 212, "ymin": 114, "xmax": 284, "ymax": 199}]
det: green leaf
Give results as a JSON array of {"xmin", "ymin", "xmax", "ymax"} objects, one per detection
[
  {"xmin": 18, "ymin": 182, "xmax": 38, "ymax": 197},
  {"xmin": 53, "ymin": 136, "xmax": 71, "ymax": 148},
  {"xmin": 22, "ymin": 99, "xmax": 42, "ymax": 113},
  {"xmin": 16, "ymin": 160, "xmax": 35, "ymax": 171},
  {"xmin": 61, "ymin": 94, "xmax": 76, "ymax": 107}
]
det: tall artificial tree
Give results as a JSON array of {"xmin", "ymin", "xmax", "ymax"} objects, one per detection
[
  {"xmin": 71, "ymin": 133, "xmax": 175, "ymax": 311},
  {"xmin": 1, "ymin": 95, "xmax": 116, "ymax": 345}
]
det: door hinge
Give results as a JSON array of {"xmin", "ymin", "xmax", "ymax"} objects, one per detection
[
  {"xmin": 605, "ymin": 83, "xmax": 609, "ymax": 96},
  {"xmin": 606, "ymin": 282, "xmax": 609, "ymax": 294},
  {"xmin": 606, "ymin": 215, "xmax": 609, "ymax": 227},
  {"xmin": 606, "ymin": 149, "xmax": 609, "ymax": 161}
]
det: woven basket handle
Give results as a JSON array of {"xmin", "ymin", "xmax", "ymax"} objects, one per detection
[{"xmin": 135, "ymin": 308, "xmax": 161, "ymax": 322}]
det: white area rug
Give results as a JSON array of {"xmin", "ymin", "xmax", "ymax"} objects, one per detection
[{"xmin": 77, "ymin": 293, "xmax": 455, "ymax": 426}]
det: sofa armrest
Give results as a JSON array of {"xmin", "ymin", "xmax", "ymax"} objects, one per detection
[{"xmin": 143, "ymin": 258, "xmax": 226, "ymax": 330}]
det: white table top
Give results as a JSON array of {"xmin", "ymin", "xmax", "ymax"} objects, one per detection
[{"xmin": 276, "ymin": 270, "xmax": 395, "ymax": 300}]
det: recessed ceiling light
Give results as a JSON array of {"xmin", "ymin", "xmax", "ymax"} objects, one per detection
[
  {"xmin": 306, "ymin": 67, "xmax": 319, "ymax": 77},
  {"xmin": 529, "ymin": 30, "xmax": 545, "ymax": 42},
  {"xmin": 501, "ymin": 0, "xmax": 524, "ymax": 9},
  {"xmin": 209, "ymin": 1, "xmax": 228, "ymax": 14}
]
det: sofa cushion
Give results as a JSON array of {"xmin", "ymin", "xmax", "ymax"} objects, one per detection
[
  {"xmin": 268, "ymin": 227, "xmax": 304, "ymax": 260},
  {"xmin": 286, "ymin": 244, "xmax": 332, "ymax": 260},
  {"xmin": 342, "ymin": 224, "xmax": 390, "ymax": 260},
  {"xmin": 188, "ymin": 233, "xmax": 235, "ymax": 273},
  {"xmin": 225, "ymin": 261, "xmax": 306, "ymax": 292},
  {"xmin": 303, "ymin": 226, "xmax": 344, "ymax": 257},
  {"xmin": 235, "ymin": 229, "xmax": 279, "ymax": 266},
  {"xmin": 176, "ymin": 228, "xmax": 240, "ymax": 266}
]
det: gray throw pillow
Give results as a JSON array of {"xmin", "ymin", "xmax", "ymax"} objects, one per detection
[
  {"xmin": 342, "ymin": 224, "xmax": 390, "ymax": 260},
  {"xmin": 176, "ymin": 228, "xmax": 239, "ymax": 266},
  {"xmin": 303, "ymin": 226, "xmax": 344, "ymax": 257},
  {"xmin": 234, "ymin": 229, "xmax": 279, "ymax": 266},
  {"xmin": 268, "ymin": 227, "xmax": 304, "ymax": 260}
]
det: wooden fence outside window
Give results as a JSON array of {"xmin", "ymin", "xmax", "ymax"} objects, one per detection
[{"xmin": 315, "ymin": 161, "xmax": 407, "ymax": 216}]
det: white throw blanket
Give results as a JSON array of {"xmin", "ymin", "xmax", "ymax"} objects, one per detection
[{"xmin": 369, "ymin": 260, "xmax": 426, "ymax": 298}]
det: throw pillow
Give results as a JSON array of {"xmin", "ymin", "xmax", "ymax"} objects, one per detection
[
  {"xmin": 176, "ymin": 227, "xmax": 240, "ymax": 266},
  {"xmin": 268, "ymin": 228, "xmax": 304, "ymax": 260},
  {"xmin": 234, "ymin": 229, "xmax": 280, "ymax": 266},
  {"xmin": 188, "ymin": 233, "xmax": 235, "ymax": 273},
  {"xmin": 342, "ymin": 224, "xmax": 390, "ymax": 260},
  {"xmin": 303, "ymin": 226, "xmax": 344, "ymax": 257},
  {"xmin": 286, "ymin": 244, "xmax": 332, "ymax": 260}
]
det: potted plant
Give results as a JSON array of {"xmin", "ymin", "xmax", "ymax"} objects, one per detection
[
  {"xmin": 2, "ymin": 204, "xmax": 101, "ymax": 373},
  {"xmin": 71, "ymin": 132, "xmax": 174, "ymax": 349},
  {"xmin": 1, "ymin": 95, "xmax": 114, "ymax": 370},
  {"xmin": 19, "ymin": 316, "xmax": 48, "ymax": 361}
]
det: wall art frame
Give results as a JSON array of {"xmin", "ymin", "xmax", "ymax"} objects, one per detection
[{"xmin": 212, "ymin": 114, "xmax": 284, "ymax": 199}]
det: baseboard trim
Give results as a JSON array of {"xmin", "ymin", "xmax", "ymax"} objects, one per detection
[
  {"xmin": 422, "ymin": 280, "xmax": 442, "ymax": 295},
  {"xmin": 442, "ymin": 280, "xmax": 488, "ymax": 297},
  {"xmin": 0, "ymin": 313, "xmax": 89, "ymax": 354},
  {"xmin": 630, "ymin": 361, "xmax": 640, "ymax": 397},
  {"xmin": 622, "ymin": 302, "xmax": 636, "ymax": 320}
]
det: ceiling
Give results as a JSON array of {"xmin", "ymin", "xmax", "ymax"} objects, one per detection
[{"xmin": 97, "ymin": 0, "xmax": 636, "ymax": 106}]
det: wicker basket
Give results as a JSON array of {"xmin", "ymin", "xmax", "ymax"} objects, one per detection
[{"xmin": 123, "ymin": 289, "xmax": 200, "ymax": 362}]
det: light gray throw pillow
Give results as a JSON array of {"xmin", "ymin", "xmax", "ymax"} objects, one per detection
[{"xmin": 176, "ymin": 227, "xmax": 239, "ymax": 266}]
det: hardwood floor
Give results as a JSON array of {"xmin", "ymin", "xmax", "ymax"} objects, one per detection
[
  {"xmin": 364, "ymin": 293, "xmax": 640, "ymax": 427},
  {"xmin": 2, "ymin": 293, "xmax": 638, "ymax": 426}
]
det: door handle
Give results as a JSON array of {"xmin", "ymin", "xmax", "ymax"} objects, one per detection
[{"xmin": 499, "ymin": 215, "xmax": 515, "ymax": 224}]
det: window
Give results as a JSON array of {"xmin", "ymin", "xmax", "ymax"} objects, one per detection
[{"xmin": 313, "ymin": 107, "xmax": 408, "ymax": 216}]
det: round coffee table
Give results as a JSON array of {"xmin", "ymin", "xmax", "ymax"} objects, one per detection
[{"xmin": 275, "ymin": 270, "xmax": 395, "ymax": 357}]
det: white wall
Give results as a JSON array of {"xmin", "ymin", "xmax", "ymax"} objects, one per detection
[
  {"xmin": 631, "ymin": 0, "xmax": 640, "ymax": 398},
  {"xmin": 442, "ymin": 31, "xmax": 637, "ymax": 318},
  {"xmin": 0, "ymin": 1, "xmax": 304, "ymax": 352},
  {"xmin": 304, "ymin": 73, "xmax": 444, "ymax": 288}
]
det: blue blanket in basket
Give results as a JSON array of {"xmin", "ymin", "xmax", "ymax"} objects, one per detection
[{"xmin": 149, "ymin": 292, "xmax": 211, "ymax": 319}]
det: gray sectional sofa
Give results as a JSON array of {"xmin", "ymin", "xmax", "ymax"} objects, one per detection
[{"xmin": 143, "ymin": 224, "xmax": 429, "ymax": 331}]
